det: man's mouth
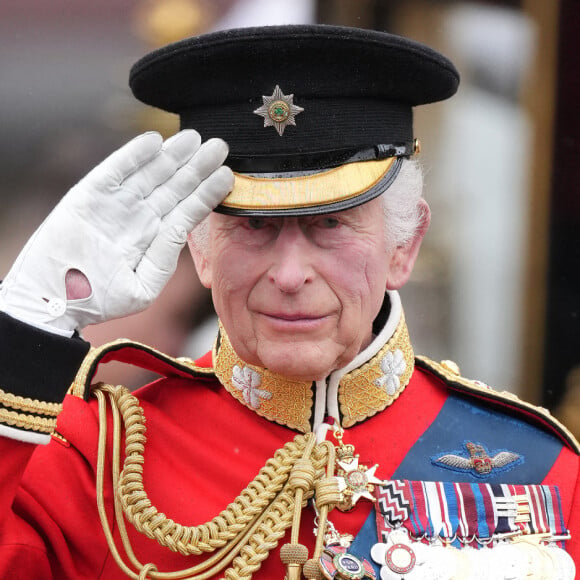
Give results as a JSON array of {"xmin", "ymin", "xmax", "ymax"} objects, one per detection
[{"xmin": 258, "ymin": 311, "xmax": 331, "ymax": 330}]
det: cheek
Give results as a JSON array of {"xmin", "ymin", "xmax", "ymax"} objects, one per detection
[
  {"xmin": 339, "ymin": 254, "xmax": 389, "ymax": 352},
  {"xmin": 364, "ymin": 253, "xmax": 391, "ymax": 296},
  {"xmin": 333, "ymin": 246, "xmax": 388, "ymax": 305},
  {"xmin": 210, "ymin": 251, "xmax": 262, "ymax": 316}
]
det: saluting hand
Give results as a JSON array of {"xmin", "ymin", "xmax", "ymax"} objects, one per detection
[{"xmin": 0, "ymin": 130, "xmax": 233, "ymax": 333}]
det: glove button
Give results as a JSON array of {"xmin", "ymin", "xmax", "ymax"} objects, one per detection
[{"xmin": 46, "ymin": 298, "xmax": 66, "ymax": 317}]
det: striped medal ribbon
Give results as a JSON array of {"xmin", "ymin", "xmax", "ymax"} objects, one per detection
[{"xmin": 371, "ymin": 480, "xmax": 574, "ymax": 579}]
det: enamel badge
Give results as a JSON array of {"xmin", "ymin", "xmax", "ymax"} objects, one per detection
[{"xmin": 320, "ymin": 546, "xmax": 376, "ymax": 580}]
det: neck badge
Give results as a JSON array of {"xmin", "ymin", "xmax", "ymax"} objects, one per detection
[{"xmin": 333, "ymin": 429, "xmax": 384, "ymax": 512}]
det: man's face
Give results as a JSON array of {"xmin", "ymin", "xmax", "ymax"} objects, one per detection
[{"xmin": 191, "ymin": 197, "xmax": 420, "ymax": 381}]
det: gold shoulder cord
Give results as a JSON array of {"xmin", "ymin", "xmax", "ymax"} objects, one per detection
[{"xmin": 93, "ymin": 382, "xmax": 340, "ymax": 580}]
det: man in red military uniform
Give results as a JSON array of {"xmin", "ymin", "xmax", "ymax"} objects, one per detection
[{"xmin": 0, "ymin": 25, "xmax": 578, "ymax": 579}]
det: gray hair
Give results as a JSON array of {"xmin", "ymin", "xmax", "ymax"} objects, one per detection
[
  {"xmin": 189, "ymin": 157, "xmax": 425, "ymax": 254},
  {"xmin": 381, "ymin": 157, "xmax": 425, "ymax": 248}
]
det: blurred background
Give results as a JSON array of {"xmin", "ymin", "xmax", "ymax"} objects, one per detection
[{"xmin": 0, "ymin": 0, "xmax": 578, "ymax": 432}]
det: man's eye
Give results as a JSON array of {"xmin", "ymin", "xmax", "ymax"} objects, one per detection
[
  {"xmin": 247, "ymin": 217, "xmax": 266, "ymax": 229},
  {"xmin": 321, "ymin": 217, "xmax": 339, "ymax": 229}
]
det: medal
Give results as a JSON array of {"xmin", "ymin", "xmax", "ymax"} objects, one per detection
[
  {"xmin": 512, "ymin": 537, "xmax": 551, "ymax": 580},
  {"xmin": 544, "ymin": 543, "xmax": 576, "ymax": 580},
  {"xmin": 459, "ymin": 546, "xmax": 486, "ymax": 580},
  {"xmin": 370, "ymin": 529, "xmax": 429, "ymax": 579},
  {"xmin": 334, "ymin": 429, "xmax": 384, "ymax": 512},
  {"xmin": 451, "ymin": 546, "xmax": 473, "ymax": 580},
  {"xmin": 311, "ymin": 491, "xmax": 371, "ymax": 580},
  {"xmin": 320, "ymin": 545, "xmax": 376, "ymax": 580},
  {"xmin": 421, "ymin": 540, "xmax": 460, "ymax": 580},
  {"xmin": 487, "ymin": 543, "xmax": 529, "ymax": 580}
]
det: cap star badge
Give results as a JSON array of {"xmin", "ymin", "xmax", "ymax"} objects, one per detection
[{"xmin": 253, "ymin": 85, "xmax": 304, "ymax": 136}]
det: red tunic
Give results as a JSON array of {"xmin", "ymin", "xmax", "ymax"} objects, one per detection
[{"xmin": 1, "ymin": 349, "xmax": 578, "ymax": 579}]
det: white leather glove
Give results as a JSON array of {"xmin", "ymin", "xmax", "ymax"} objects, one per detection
[{"xmin": 0, "ymin": 130, "xmax": 233, "ymax": 334}]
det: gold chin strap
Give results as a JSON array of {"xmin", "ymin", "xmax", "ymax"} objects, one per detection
[{"xmin": 93, "ymin": 382, "xmax": 341, "ymax": 580}]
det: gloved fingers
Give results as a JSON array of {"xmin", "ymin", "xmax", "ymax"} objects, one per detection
[
  {"xmin": 120, "ymin": 130, "xmax": 203, "ymax": 200},
  {"xmin": 133, "ymin": 224, "xmax": 187, "ymax": 300},
  {"xmin": 145, "ymin": 138, "xmax": 230, "ymax": 217},
  {"xmin": 82, "ymin": 132, "xmax": 164, "ymax": 190},
  {"xmin": 164, "ymin": 165, "xmax": 234, "ymax": 232}
]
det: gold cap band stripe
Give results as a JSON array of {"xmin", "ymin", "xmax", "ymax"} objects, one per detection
[{"xmin": 223, "ymin": 157, "xmax": 396, "ymax": 211}]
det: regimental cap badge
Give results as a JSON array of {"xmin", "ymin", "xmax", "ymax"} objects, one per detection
[{"xmin": 254, "ymin": 85, "xmax": 304, "ymax": 136}]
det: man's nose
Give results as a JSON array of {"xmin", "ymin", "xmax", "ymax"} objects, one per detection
[{"xmin": 267, "ymin": 222, "xmax": 314, "ymax": 293}]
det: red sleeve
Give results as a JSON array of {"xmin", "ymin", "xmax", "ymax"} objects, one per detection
[
  {"xmin": 0, "ymin": 397, "xmax": 110, "ymax": 579},
  {"xmin": 0, "ymin": 437, "xmax": 57, "ymax": 579}
]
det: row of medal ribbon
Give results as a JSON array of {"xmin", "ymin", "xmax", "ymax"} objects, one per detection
[{"xmin": 367, "ymin": 479, "xmax": 574, "ymax": 579}]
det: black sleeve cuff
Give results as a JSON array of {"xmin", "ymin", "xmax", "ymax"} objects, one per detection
[{"xmin": 0, "ymin": 311, "xmax": 91, "ymax": 404}]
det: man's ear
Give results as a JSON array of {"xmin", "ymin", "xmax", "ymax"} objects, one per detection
[
  {"xmin": 386, "ymin": 199, "xmax": 430, "ymax": 290},
  {"xmin": 187, "ymin": 236, "xmax": 212, "ymax": 289}
]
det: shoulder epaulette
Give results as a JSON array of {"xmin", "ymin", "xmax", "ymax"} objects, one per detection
[
  {"xmin": 69, "ymin": 338, "xmax": 215, "ymax": 401},
  {"xmin": 415, "ymin": 355, "xmax": 580, "ymax": 454}
]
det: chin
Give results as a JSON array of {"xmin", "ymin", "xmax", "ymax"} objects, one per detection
[
  {"xmin": 256, "ymin": 337, "xmax": 362, "ymax": 381},
  {"xmin": 260, "ymin": 354, "xmax": 336, "ymax": 382},
  {"xmin": 279, "ymin": 368, "xmax": 329, "ymax": 382}
]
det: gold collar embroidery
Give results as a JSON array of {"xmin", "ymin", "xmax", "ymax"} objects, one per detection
[{"xmin": 213, "ymin": 311, "xmax": 414, "ymax": 433}]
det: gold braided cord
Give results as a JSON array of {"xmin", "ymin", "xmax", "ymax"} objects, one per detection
[
  {"xmin": 139, "ymin": 564, "xmax": 159, "ymax": 580},
  {"xmin": 0, "ymin": 388, "xmax": 62, "ymax": 416},
  {"xmin": 306, "ymin": 442, "xmax": 337, "ymax": 579},
  {"xmin": 0, "ymin": 407, "xmax": 57, "ymax": 433},
  {"xmin": 281, "ymin": 441, "xmax": 317, "ymax": 580},
  {"xmin": 109, "ymin": 386, "xmax": 299, "ymax": 579},
  {"xmin": 94, "ymin": 383, "xmax": 335, "ymax": 580}
]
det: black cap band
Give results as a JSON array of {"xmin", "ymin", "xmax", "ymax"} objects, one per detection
[{"xmin": 179, "ymin": 98, "xmax": 413, "ymax": 171}]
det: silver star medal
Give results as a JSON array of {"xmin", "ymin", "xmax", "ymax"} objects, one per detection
[{"xmin": 253, "ymin": 85, "xmax": 304, "ymax": 136}]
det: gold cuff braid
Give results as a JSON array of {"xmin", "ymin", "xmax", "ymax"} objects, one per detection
[
  {"xmin": 0, "ymin": 388, "xmax": 62, "ymax": 416},
  {"xmin": 0, "ymin": 388, "xmax": 62, "ymax": 435},
  {"xmin": 0, "ymin": 407, "xmax": 57, "ymax": 434}
]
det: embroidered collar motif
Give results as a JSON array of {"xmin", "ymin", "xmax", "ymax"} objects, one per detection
[{"xmin": 213, "ymin": 307, "xmax": 415, "ymax": 433}]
